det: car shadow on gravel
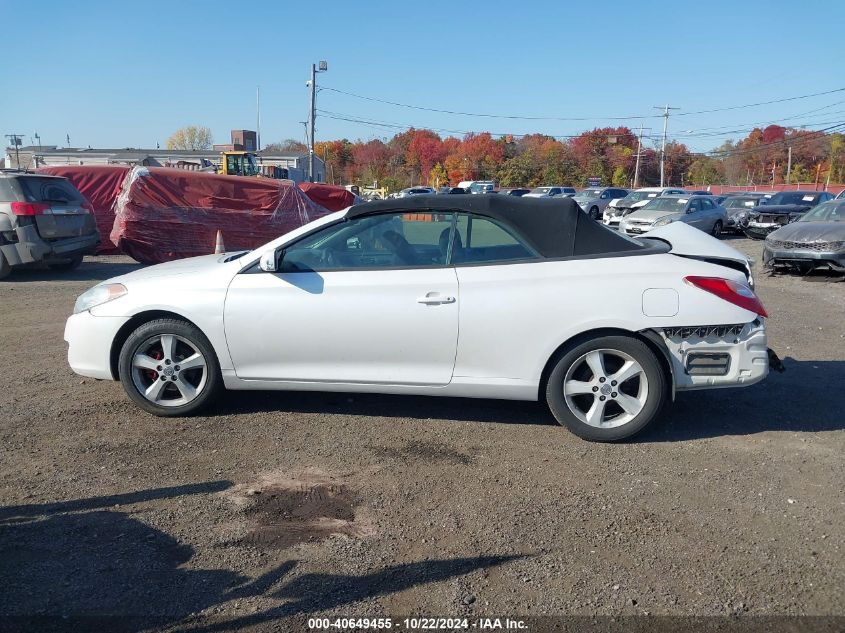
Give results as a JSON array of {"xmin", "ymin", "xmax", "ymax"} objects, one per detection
[
  {"xmin": 1, "ymin": 259, "xmax": 142, "ymax": 283},
  {"xmin": 0, "ymin": 481, "xmax": 521, "ymax": 632},
  {"xmin": 640, "ymin": 358, "xmax": 845, "ymax": 442},
  {"xmin": 212, "ymin": 359, "xmax": 844, "ymax": 443},
  {"xmin": 215, "ymin": 390, "xmax": 557, "ymax": 426}
]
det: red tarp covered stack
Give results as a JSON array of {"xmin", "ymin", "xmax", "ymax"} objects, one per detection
[
  {"xmin": 297, "ymin": 182, "xmax": 358, "ymax": 212},
  {"xmin": 110, "ymin": 167, "xmax": 331, "ymax": 264},
  {"xmin": 37, "ymin": 165, "xmax": 130, "ymax": 254}
]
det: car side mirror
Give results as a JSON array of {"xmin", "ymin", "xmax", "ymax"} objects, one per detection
[
  {"xmin": 347, "ymin": 237, "xmax": 361, "ymax": 250},
  {"xmin": 259, "ymin": 250, "xmax": 279, "ymax": 272}
]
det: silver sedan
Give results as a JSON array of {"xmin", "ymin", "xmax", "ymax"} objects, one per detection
[{"xmin": 619, "ymin": 195, "xmax": 727, "ymax": 237}]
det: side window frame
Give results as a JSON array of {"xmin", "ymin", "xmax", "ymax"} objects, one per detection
[
  {"xmin": 255, "ymin": 211, "xmax": 459, "ymax": 273},
  {"xmin": 450, "ymin": 213, "xmax": 540, "ymax": 267}
]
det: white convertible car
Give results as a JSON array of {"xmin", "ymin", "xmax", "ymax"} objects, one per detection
[{"xmin": 65, "ymin": 196, "xmax": 771, "ymax": 441}]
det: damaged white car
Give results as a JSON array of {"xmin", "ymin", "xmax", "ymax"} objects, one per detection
[{"xmin": 65, "ymin": 196, "xmax": 772, "ymax": 441}]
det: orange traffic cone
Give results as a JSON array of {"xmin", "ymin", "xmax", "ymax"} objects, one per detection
[{"xmin": 214, "ymin": 230, "xmax": 226, "ymax": 254}]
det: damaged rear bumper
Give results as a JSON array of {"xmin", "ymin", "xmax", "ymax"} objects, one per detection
[{"xmin": 657, "ymin": 320, "xmax": 769, "ymax": 391}]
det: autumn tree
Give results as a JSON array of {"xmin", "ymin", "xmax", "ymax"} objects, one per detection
[
  {"xmin": 429, "ymin": 163, "xmax": 449, "ymax": 188},
  {"xmin": 166, "ymin": 126, "xmax": 213, "ymax": 150},
  {"xmin": 263, "ymin": 139, "xmax": 308, "ymax": 154},
  {"xmin": 687, "ymin": 156, "xmax": 724, "ymax": 185},
  {"xmin": 405, "ymin": 129, "xmax": 446, "ymax": 184}
]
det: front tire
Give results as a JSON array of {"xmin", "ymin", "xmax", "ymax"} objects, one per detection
[
  {"xmin": 118, "ymin": 318, "xmax": 222, "ymax": 416},
  {"xmin": 545, "ymin": 335, "xmax": 667, "ymax": 441},
  {"xmin": 589, "ymin": 206, "xmax": 600, "ymax": 221},
  {"xmin": 711, "ymin": 220, "xmax": 723, "ymax": 237}
]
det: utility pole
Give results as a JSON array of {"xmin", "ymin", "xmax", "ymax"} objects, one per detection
[
  {"xmin": 633, "ymin": 124, "xmax": 645, "ymax": 188},
  {"xmin": 785, "ymin": 145, "xmax": 792, "ymax": 185},
  {"xmin": 256, "ymin": 86, "xmax": 261, "ymax": 152},
  {"xmin": 5, "ymin": 134, "xmax": 25, "ymax": 169},
  {"xmin": 308, "ymin": 60, "xmax": 328, "ymax": 182},
  {"xmin": 654, "ymin": 105, "xmax": 679, "ymax": 187}
]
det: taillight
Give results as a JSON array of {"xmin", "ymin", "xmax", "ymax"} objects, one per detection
[
  {"xmin": 684, "ymin": 276, "xmax": 768, "ymax": 318},
  {"xmin": 10, "ymin": 202, "xmax": 50, "ymax": 216},
  {"xmin": 81, "ymin": 201, "xmax": 94, "ymax": 214}
]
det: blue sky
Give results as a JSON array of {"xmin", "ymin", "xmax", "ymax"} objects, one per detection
[{"xmin": 1, "ymin": 0, "xmax": 843, "ymax": 153}]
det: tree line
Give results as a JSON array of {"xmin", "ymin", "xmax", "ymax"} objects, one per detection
[
  {"xmin": 312, "ymin": 125, "xmax": 844, "ymax": 190},
  {"xmin": 167, "ymin": 124, "xmax": 845, "ymax": 190}
]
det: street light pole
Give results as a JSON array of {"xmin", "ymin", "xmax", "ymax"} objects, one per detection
[
  {"xmin": 309, "ymin": 64, "xmax": 316, "ymax": 182},
  {"xmin": 308, "ymin": 60, "xmax": 328, "ymax": 183},
  {"xmin": 256, "ymin": 86, "xmax": 261, "ymax": 152}
]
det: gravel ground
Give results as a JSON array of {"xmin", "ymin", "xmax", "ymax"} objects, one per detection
[{"xmin": 0, "ymin": 237, "xmax": 843, "ymax": 632}]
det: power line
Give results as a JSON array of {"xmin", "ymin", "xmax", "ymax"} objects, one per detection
[
  {"xmin": 674, "ymin": 87, "xmax": 845, "ymax": 117},
  {"xmin": 320, "ymin": 84, "xmax": 845, "ymax": 123},
  {"xmin": 318, "ymin": 109, "xmax": 844, "ymax": 160},
  {"xmin": 318, "ymin": 109, "xmax": 653, "ymax": 141},
  {"xmin": 703, "ymin": 123, "xmax": 845, "ymax": 159}
]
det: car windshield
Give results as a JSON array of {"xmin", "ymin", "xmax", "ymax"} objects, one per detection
[
  {"xmin": 798, "ymin": 201, "xmax": 844, "ymax": 222},
  {"xmin": 724, "ymin": 197, "xmax": 759, "ymax": 208},
  {"xmin": 767, "ymin": 192, "xmax": 817, "ymax": 205},
  {"xmin": 621, "ymin": 191, "xmax": 656, "ymax": 203},
  {"xmin": 530, "ymin": 187, "xmax": 551, "ymax": 194},
  {"xmin": 642, "ymin": 197, "xmax": 687, "ymax": 211},
  {"xmin": 575, "ymin": 189, "xmax": 603, "ymax": 198}
]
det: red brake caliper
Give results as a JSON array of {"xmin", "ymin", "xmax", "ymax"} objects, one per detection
[{"xmin": 145, "ymin": 349, "xmax": 164, "ymax": 382}]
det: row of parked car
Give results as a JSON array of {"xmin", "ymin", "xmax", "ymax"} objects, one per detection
[{"xmin": 392, "ymin": 182, "xmax": 844, "ymax": 274}]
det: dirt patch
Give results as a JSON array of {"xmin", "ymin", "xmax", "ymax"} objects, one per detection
[
  {"xmin": 370, "ymin": 440, "xmax": 473, "ymax": 465},
  {"xmin": 223, "ymin": 469, "xmax": 372, "ymax": 549}
]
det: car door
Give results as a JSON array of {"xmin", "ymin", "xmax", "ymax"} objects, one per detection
[
  {"xmin": 450, "ymin": 213, "xmax": 542, "ymax": 379},
  {"xmin": 699, "ymin": 197, "xmax": 720, "ymax": 230},
  {"xmin": 683, "ymin": 198, "xmax": 704, "ymax": 229},
  {"xmin": 224, "ymin": 211, "xmax": 460, "ymax": 385}
]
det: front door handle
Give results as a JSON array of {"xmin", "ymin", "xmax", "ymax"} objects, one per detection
[{"xmin": 417, "ymin": 293, "xmax": 456, "ymax": 305}]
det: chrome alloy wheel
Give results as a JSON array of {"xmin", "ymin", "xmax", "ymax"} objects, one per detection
[
  {"xmin": 130, "ymin": 334, "xmax": 208, "ymax": 407},
  {"xmin": 562, "ymin": 349, "xmax": 649, "ymax": 428}
]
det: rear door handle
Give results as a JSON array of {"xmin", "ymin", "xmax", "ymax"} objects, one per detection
[{"xmin": 417, "ymin": 293, "xmax": 456, "ymax": 305}]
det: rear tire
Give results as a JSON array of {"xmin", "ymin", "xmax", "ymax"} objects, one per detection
[
  {"xmin": 545, "ymin": 335, "xmax": 667, "ymax": 441},
  {"xmin": 0, "ymin": 252, "xmax": 10, "ymax": 280},
  {"xmin": 47, "ymin": 254, "xmax": 84, "ymax": 271},
  {"xmin": 589, "ymin": 206, "xmax": 600, "ymax": 221},
  {"xmin": 118, "ymin": 318, "xmax": 222, "ymax": 417}
]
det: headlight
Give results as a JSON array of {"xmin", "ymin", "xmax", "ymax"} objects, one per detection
[
  {"xmin": 652, "ymin": 216, "xmax": 674, "ymax": 227},
  {"xmin": 73, "ymin": 283, "xmax": 128, "ymax": 314}
]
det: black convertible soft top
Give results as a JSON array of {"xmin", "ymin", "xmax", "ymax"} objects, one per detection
[{"xmin": 346, "ymin": 194, "xmax": 645, "ymax": 258}]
